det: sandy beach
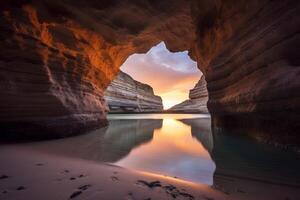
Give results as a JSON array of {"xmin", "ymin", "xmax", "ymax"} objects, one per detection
[{"xmin": 1, "ymin": 143, "xmax": 300, "ymax": 200}]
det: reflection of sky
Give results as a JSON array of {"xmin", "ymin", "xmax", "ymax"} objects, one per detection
[
  {"xmin": 107, "ymin": 113, "xmax": 210, "ymax": 120},
  {"xmin": 121, "ymin": 42, "xmax": 202, "ymax": 109},
  {"xmin": 115, "ymin": 118, "xmax": 216, "ymax": 185}
]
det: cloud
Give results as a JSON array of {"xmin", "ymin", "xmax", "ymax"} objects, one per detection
[{"xmin": 121, "ymin": 42, "xmax": 202, "ymax": 109}]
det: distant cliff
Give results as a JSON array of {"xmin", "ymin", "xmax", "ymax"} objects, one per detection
[
  {"xmin": 104, "ymin": 71, "xmax": 163, "ymax": 113},
  {"xmin": 169, "ymin": 76, "xmax": 208, "ymax": 113}
]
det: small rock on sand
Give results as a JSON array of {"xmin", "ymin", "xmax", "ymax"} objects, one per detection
[
  {"xmin": 111, "ymin": 176, "xmax": 119, "ymax": 181},
  {"xmin": 78, "ymin": 184, "xmax": 91, "ymax": 191},
  {"xmin": 70, "ymin": 191, "xmax": 82, "ymax": 199},
  {"xmin": 137, "ymin": 180, "xmax": 161, "ymax": 188},
  {"xmin": 35, "ymin": 163, "xmax": 44, "ymax": 166},
  {"xmin": 0, "ymin": 175, "xmax": 9, "ymax": 180},
  {"xmin": 16, "ymin": 186, "xmax": 26, "ymax": 191}
]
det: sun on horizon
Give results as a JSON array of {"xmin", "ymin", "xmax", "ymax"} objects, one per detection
[{"xmin": 121, "ymin": 42, "xmax": 202, "ymax": 109}]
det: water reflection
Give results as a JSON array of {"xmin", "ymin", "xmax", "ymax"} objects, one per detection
[
  {"xmin": 180, "ymin": 118, "xmax": 213, "ymax": 153},
  {"xmin": 26, "ymin": 118, "xmax": 163, "ymax": 163},
  {"xmin": 114, "ymin": 117, "xmax": 215, "ymax": 185},
  {"xmin": 26, "ymin": 114, "xmax": 215, "ymax": 185},
  {"xmin": 20, "ymin": 113, "xmax": 300, "ymax": 188},
  {"xmin": 211, "ymin": 127, "xmax": 300, "ymax": 187},
  {"xmin": 100, "ymin": 119, "xmax": 162, "ymax": 162}
]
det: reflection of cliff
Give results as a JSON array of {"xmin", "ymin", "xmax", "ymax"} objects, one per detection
[
  {"xmin": 100, "ymin": 119, "xmax": 162, "ymax": 162},
  {"xmin": 180, "ymin": 117, "xmax": 213, "ymax": 153},
  {"xmin": 211, "ymin": 129, "xmax": 300, "ymax": 187},
  {"xmin": 26, "ymin": 119, "xmax": 162, "ymax": 163}
]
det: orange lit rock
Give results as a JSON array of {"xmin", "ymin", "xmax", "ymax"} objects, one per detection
[
  {"xmin": 0, "ymin": 0, "xmax": 195, "ymax": 138},
  {"xmin": 0, "ymin": 0, "xmax": 299, "ymax": 142}
]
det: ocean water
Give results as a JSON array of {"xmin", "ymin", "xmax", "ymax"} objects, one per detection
[
  {"xmin": 23, "ymin": 114, "xmax": 300, "ymax": 186},
  {"xmin": 109, "ymin": 114, "xmax": 215, "ymax": 185}
]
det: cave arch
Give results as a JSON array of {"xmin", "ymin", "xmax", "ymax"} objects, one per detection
[
  {"xmin": 114, "ymin": 41, "xmax": 203, "ymax": 111},
  {"xmin": 0, "ymin": 0, "xmax": 299, "ymax": 145}
]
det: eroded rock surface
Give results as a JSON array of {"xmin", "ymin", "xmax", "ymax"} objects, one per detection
[
  {"xmin": 104, "ymin": 71, "xmax": 163, "ymax": 112},
  {"xmin": 0, "ymin": 0, "xmax": 299, "ymax": 144},
  {"xmin": 169, "ymin": 75, "xmax": 208, "ymax": 113},
  {"xmin": 0, "ymin": 0, "xmax": 195, "ymax": 138}
]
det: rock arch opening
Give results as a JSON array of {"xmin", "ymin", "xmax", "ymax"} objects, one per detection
[
  {"xmin": 0, "ymin": 0, "xmax": 299, "ymax": 147},
  {"xmin": 104, "ymin": 41, "xmax": 208, "ymax": 113}
]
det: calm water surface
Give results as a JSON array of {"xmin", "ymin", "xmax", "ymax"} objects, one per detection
[
  {"xmin": 109, "ymin": 114, "xmax": 215, "ymax": 184},
  {"xmin": 23, "ymin": 114, "xmax": 300, "ymax": 186}
]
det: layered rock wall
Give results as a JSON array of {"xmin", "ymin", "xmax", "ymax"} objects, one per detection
[
  {"xmin": 193, "ymin": 0, "xmax": 300, "ymax": 115},
  {"xmin": 169, "ymin": 75, "xmax": 208, "ymax": 113},
  {"xmin": 104, "ymin": 71, "xmax": 163, "ymax": 112},
  {"xmin": 0, "ymin": 0, "xmax": 299, "ymax": 144},
  {"xmin": 191, "ymin": 0, "xmax": 300, "ymax": 145},
  {"xmin": 0, "ymin": 0, "xmax": 193, "ymax": 138}
]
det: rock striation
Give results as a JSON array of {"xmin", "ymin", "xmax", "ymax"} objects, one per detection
[
  {"xmin": 0, "ymin": 0, "xmax": 300, "ymax": 145},
  {"xmin": 0, "ymin": 0, "xmax": 195, "ymax": 139},
  {"xmin": 169, "ymin": 75, "xmax": 208, "ymax": 113},
  {"xmin": 104, "ymin": 71, "xmax": 163, "ymax": 112}
]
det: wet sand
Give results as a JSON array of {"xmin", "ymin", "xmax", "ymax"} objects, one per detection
[{"xmin": 1, "ymin": 145, "xmax": 300, "ymax": 200}]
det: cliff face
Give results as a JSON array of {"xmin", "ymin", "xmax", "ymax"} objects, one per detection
[
  {"xmin": 169, "ymin": 76, "xmax": 208, "ymax": 113},
  {"xmin": 0, "ymin": 0, "xmax": 194, "ymax": 138},
  {"xmin": 194, "ymin": 0, "xmax": 300, "ymax": 146},
  {"xmin": 104, "ymin": 71, "xmax": 163, "ymax": 112},
  {"xmin": 0, "ymin": 0, "xmax": 300, "ymax": 144}
]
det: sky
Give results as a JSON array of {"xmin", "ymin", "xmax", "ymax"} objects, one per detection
[{"xmin": 121, "ymin": 42, "xmax": 202, "ymax": 109}]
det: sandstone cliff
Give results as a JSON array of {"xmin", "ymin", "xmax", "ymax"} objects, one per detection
[
  {"xmin": 0, "ymin": 0, "xmax": 299, "ymax": 145},
  {"xmin": 169, "ymin": 76, "xmax": 208, "ymax": 113},
  {"xmin": 104, "ymin": 71, "xmax": 163, "ymax": 112}
]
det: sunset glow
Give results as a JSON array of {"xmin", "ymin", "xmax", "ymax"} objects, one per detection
[
  {"xmin": 121, "ymin": 42, "xmax": 201, "ymax": 109},
  {"xmin": 115, "ymin": 117, "xmax": 215, "ymax": 184}
]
